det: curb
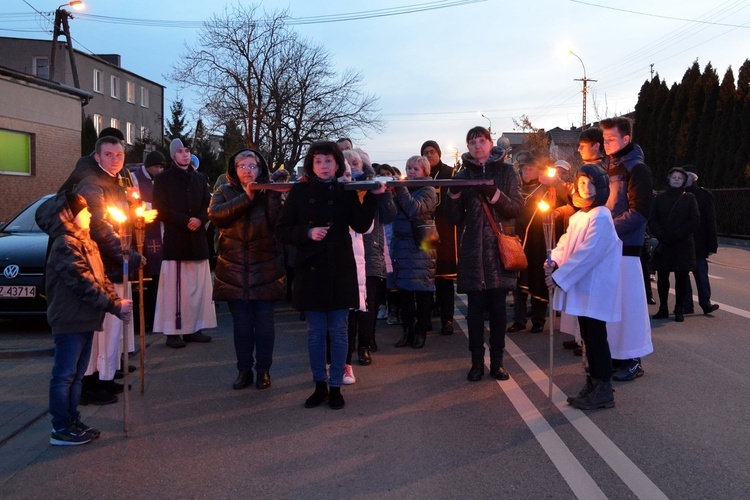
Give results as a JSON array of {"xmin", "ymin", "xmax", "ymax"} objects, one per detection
[{"xmin": 0, "ymin": 348, "xmax": 54, "ymax": 360}]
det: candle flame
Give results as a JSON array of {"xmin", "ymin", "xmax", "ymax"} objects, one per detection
[
  {"xmin": 107, "ymin": 206, "xmax": 128, "ymax": 223},
  {"xmin": 538, "ymin": 200, "xmax": 551, "ymax": 212},
  {"xmin": 135, "ymin": 205, "xmax": 145, "ymax": 218},
  {"xmin": 546, "ymin": 167, "xmax": 557, "ymax": 178}
]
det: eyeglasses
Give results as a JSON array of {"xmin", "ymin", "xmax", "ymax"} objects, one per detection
[{"xmin": 238, "ymin": 164, "xmax": 259, "ymax": 171}]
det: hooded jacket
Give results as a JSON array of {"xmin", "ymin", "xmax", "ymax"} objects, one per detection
[
  {"xmin": 551, "ymin": 165, "xmax": 622, "ymax": 322},
  {"xmin": 35, "ymin": 192, "xmax": 123, "ymax": 334},
  {"xmin": 208, "ymin": 149, "xmax": 286, "ymax": 302},
  {"xmin": 648, "ymin": 185, "xmax": 700, "ymax": 273},
  {"xmin": 446, "ymin": 146, "xmax": 523, "ymax": 292},
  {"xmin": 604, "ymin": 143, "xmax": 653, "ymax": 251},
  {"xmin": 390, "ymin": 185, "xmax": 437, "ymax": 292}
]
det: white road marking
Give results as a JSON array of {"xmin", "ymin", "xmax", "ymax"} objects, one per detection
[
  {"xmin": 657, "ymin": 285, "xmax": 750, "ymax": 319},
  {"xmin": 454, "ymin": 295, "xmax": 668, "ymax": 500}
]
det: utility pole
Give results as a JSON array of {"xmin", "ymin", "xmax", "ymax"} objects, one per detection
[
  {"xmin": 49, "ymin": 3, "xmax": 82, "ymax": 89},
  {"xmin": 569, "ymin": 50, "xmax": 596, "ymax": 130}
]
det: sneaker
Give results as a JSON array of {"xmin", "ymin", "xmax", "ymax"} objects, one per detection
[
  {"xmin": 72, "ymin": 420, "xmax": 101, "ymax": 439},
  {"xmin": 376, "ymin": 305, "xmax": 388, "ymax": 320},
  {"xmin": 165, "ymin": 335, "xmax": 186, "ymax": 348},
  {"xmin": 611, "ymin": 358, "xmax": 644, "ymax": 382},
  {"xmin": 50, "ymin": 426, "xmax": 92, "ymax": 446},
  {"xmin": 342, "ymin": 364, "xmax": 356, "ymax": 385}
]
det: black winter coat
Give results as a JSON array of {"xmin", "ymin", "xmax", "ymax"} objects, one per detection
[
  {"xmin": 209, "ymin": 149, "xmax": 286, "ymax": 303},
  {"xmin": 74, "ymin": 164, "xmax": 143, "ymax": 283},
  {"xmin": 391, "ymin": 186, "xmax": 437, "ymax": 292},
  {"xmin": 649, "ymin": 187, "xmax": 700, "ymax": 272},
  {"xmin": 685, "ymin": 183, "xmax": 718, "ymax": 259},
  {"xmin": 430, "ymin": 161, "xmax": 458, "ymax": 277},
  {"xmin": 35, "ymin": 192, "xmax": 122, "ymax": 334},
  {"xmin": 153, "ymin": 165, "xmax": 211, "ymax": 261},
  {"xmin": 274, "ymin": 179, "xmax": 378, "ymax": 312},
  {"xmin": 447, "ymin": 149, "xmax": 523, "ymax": 293}
]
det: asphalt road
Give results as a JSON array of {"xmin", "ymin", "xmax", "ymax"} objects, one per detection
[{"xmin": 0, "ymin": 245, "xmax": 748, "ymax": 499}]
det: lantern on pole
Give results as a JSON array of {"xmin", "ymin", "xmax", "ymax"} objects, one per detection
[{"xmin": 107, "ymin": 205, "xmax": 132, "ymax": 435}]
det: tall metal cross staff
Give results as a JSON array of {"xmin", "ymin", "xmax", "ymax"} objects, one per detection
[
  {"xmin": 540, "ymin": 169, "xmax": 558, "ymax": 400},
  {"xmin": 134, "ymin": 209, "xmax": 146, "ymax": 395}
]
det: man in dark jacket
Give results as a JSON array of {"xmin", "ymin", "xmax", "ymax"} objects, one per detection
[
  {"xmin": 421, "ymin": 140, "xmax": 457, "ymax": 335},
  {"xmin": 446, "ymin": 126, "xmax": 523, "ymax": 382},
  {"xmin": 152, "ymin": 138, "xmax": 217, "ymax": 348},
  {"xmin": 74, "ymin": 136, "xmax": 145, "ymax": 403},
  {"xmin": 682, "ymin": 164, "xmax": 720, "ymax": 315},
  {"xmin": 601, "ymin": 117, "xmax": 653, "ymax": 382}
]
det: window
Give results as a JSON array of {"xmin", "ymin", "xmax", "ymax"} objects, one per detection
[
  {"xmin": 0, "ymin": 129, "xmax": 33, "ymax": 176},
  {"xmin": 32, "ymin": 57, "xmax": 49, "ymax": 79},
  {"xmin": 139, "ymin": 125, "xmax": 146, "ymax": 140},
  {"xmin": 140, "ymin": 86, "xmax": 149, "ymax": 108},
  {"xmin": 126, "ymin": 81, "xmax": 135, "ymax": 103},
  {"xmin": 126, "ymin": 122, "xmax": 135, "ymax": 145},
  {"xmin": 93, "ymin": 69, "xmax": 102, "ymax": 93},
  {"xmin": 93, "ymin": 114, "xmax": 103, "ymax": 136},
  {"xmin": 111, "ymin": 75, "xmax": 120, "ymax": 99},
  {"xmin": 110, "ymin": 118, "xmax": 119, "ymax": 130}
]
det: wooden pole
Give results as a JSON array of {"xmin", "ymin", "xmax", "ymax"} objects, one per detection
[
  {"xmin": 134, "ymin": 218, "xmax": 146, "ymax": 395},
  {"xmin": 120, "ymin": 232, "xmax": 132, "ymax": 435}
]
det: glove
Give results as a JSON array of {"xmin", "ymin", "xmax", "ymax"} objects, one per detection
[
  {"xmin": 448, "ymin": 184, "xmax": 464, "ymax": 197},
  {"xmin": 479, "ymin": 184, "xmax": 498, "ymax": 199}
]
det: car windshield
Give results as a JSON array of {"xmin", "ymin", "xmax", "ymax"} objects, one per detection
[{"xmin": 1, "ymin": 196, "xmax": 50, "ymax": 234}]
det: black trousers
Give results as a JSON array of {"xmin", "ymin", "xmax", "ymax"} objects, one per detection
[
  {"xmin": 434, "ymin": 277, "xmax": 455, "ymax": 324},
  {"xmin": 578, "ymin": 316, "xmax": 612, "ymax": 381},
  {"xmin": 657, "ymin": 270, "xmax": 689, "ymax": 313},
  {"xmin": 466, "ymin": 288, "xmax": 507, "ymax": 366},
  {"xmin": 400, "ymin": 290, "xmax": 433, "ymax": 334}
]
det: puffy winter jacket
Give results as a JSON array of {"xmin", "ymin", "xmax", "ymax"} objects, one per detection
[{"xmin": 390, "ymin": 185, "xmax": 437, "ymax": 292}]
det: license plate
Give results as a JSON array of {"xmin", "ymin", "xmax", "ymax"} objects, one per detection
[{"xmin": 0, "ymin": 286, "xmax": 36, "ymax": 298}]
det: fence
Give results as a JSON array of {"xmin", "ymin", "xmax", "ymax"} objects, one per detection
[{"xmin": 713, "ymin": 188, "xmax": 750, "ymax": 239}]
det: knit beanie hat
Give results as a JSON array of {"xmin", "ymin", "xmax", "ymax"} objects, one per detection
[
  {"xmin": 65, "ymin": 191, "xmax": 88, "ymax": 218},
  {"xmin": 420, "ymin": 140, "xmax": 441, "ymax": 158},
  {"xmin": 170, "ymin": 138, "xmax": 186, "ymax": 159},
  {"xmin": 144, "ymin": 150, "xmax": 166, "ymax": 168}
]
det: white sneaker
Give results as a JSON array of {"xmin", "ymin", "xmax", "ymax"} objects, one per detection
[
  {"xmin": 342, "ymin": 364, "xmax": 356, "ymax": 385},
  {"xmin": 377, "ymin": 305, "xmax": 388, "ymax": 320}
]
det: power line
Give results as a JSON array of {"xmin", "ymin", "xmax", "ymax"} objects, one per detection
[{"xmin": 569, "ymin": 0, "xmax": 750, "ymax": 28}]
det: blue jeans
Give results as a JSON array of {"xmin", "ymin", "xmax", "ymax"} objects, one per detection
[
  {"xmin": 467, "ymin": 288, "xmax": 507, "ymax": 366},
  {"xmin": 49, "ymin": 332, "xmax": 94, "ymax": 430},
  {"xmin": 306, "ymin": 309, "xmax": 348, "ymax": 387},
  {"xmin": 228, "ymin": 300, "xmax": 276, "ymax": 372},
  {"xmin": 684, "ymin": 258, "xmax": 711, "ymax": 310}
]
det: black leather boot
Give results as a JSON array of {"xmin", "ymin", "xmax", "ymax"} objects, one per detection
[
  {"xmin": 467, "ymin": 360, "xmax": 484, "ymax": 382},
  {"xmin": 304, "ymin": 382, "xmax": 329, "ymax": 408},
  {"xmin": 569, "ymin": 379, "xmax": 615, "ymax": 410},
  {"xmin": 328, "ymin": 386, "xmax": 345, "ymax": 410},
  {"xmin": 233, "ymin": 370, "xmax": 253, "ymax": 390},
  {"xmin": 567, "ymin": 375, "xmax": 594, "ymax": 404},
  {"xmin": 411, "ymin": 331, "xmax": 426, "ymax": 349},
  {"xmin": 394, "ymin": 327, "xmax": 414, "ymax": 348},
  {"xmin": 652, "ymin": 308, "xmax": 669, "ymax": 320},
  {"xmin": 358, "ymin": 347, "xmax": 372, "ymax": 366}
]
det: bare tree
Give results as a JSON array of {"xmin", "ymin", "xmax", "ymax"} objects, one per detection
[
  {"xmin": 169, "ymin": 3, "xmax": 383, "ymax": 169},
  {"xmin": 512, "ymin": 114, "xmax": 550, "ymax": 159}
]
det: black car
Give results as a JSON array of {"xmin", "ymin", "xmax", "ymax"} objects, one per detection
[{"xmin": 0, "ymin": 195, "xmax": 52, "ymax": 316}]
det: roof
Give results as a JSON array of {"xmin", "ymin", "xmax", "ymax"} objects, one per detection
[
  {"xmin": 547, "ymin": 128, "xmax": 581, "ymax": 146},
  {"xmin": 0, "ymin": 64, "xmax": 92, "ymax": 102}
]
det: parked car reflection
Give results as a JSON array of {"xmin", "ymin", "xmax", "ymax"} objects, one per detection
[{"xmin": 0, "ymin": 195, "xmax": 52, "ymax": 316}]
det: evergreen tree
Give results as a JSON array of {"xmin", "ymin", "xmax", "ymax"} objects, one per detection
[
  {"xmin": 654, "ymin": 83, "xmax": 677, "ymax": 185},
  {"xmin": 164, "ymin": 98, "xmax": 192, "ymax": 147},
  {"xmin": 693, "ymin": 63, "xmax": 719, "ymax": 179},
  {"xmin": 669, "ymin": 61, "xmax": 701, "ymax": 171},
  {"xmin": 81, "ymin": 115, "xmax": 97, "ymax": 155},
  {"xmin": 220, "ymin": 119, "xmax": 246, "ymax": 170},
  {"xmin": 734, "ymin": 60, "xmax": 750, "ymax": 186},
  {"xmin": 193, "ymin": 118, "xmax": 223, "ymax": 186},
  {"xmin": 709, "ymin": 67, "xmax": 736, "ymax": 187}
]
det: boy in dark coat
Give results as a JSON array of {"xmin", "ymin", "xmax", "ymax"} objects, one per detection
[{"xmin": 36, "ymin": 192, "xmax": 132, "ymax": 445}]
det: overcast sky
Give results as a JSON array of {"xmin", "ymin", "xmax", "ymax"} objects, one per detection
[{"xmin": 2, "ymin": 0, "xmax": 748, "ymax": 166}]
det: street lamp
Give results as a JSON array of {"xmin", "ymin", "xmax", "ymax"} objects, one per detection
[
  {"xmin": 568, "ymin": 50, "xmax": 596, "ymax": 130},
  {"xmin": 49, "ymin": 1, "xmax": 86, "ymax": 86},
  {"xmin": 478, "ymin": 111, "xmax": 492, "ymax": 136}
]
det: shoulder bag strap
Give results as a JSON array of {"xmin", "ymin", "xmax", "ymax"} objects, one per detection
[{"xmin": 479, "ymin": 194, "xmax": 503, "ymax": 235}]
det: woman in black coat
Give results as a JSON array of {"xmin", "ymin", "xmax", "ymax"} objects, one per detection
[
  {"xmin": 209, "ymin": 149, "xmax": 286, "ymax": 391},
  {"xmin": 275, "ymin": 141, "xmax": 384, "ymax": 410},
  {"xmin": 446, "ymin": 127, "xmax": 523, "ymax": 382},
  {"xmin": 648, "ymin": 167, "xmax": 700, "ymax": 322}
]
